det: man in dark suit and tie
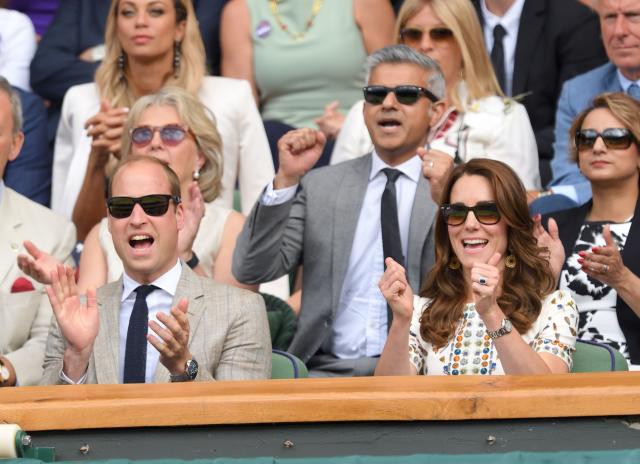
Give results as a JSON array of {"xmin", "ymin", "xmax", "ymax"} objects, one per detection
[
  {"xmin": 471, "ymin": 0, "xmax": 607, "ymax": 185},
  {"xmin": 41, "ymin": 156, "xmax": 271, "ymax": 385},
  {"xmin": 233, "ymin": 45, "xmax": 445, "ymax": 377}
]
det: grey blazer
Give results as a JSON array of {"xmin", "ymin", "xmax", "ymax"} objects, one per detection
[
  {"xmin": 40, "ymin": 265, "xmax": 272, "ymax": 384},
  {"xmin": 233, "ymin": 154, "xmax": 438, "ymax": 363}
]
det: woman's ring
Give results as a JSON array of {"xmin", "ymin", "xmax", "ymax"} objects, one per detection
[
  {"xmin": 478, "ymin": 276, "xmax": 488, "ymax": 286},
  {"xmin": 604, "ymin": 264, "xmax": 609, "ymax": 273},
  {"xmin": 427, "ymin": 160, "xmax": 434, "ymax": 168}
]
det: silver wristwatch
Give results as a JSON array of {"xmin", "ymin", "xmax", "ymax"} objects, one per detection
[
  {"xmin": 169, "ymin": 358, "xmax": 198, "ymax": 382},
  {"xmin": 486, "ymin": 318, "xmax": 513, "ymax": 339}
]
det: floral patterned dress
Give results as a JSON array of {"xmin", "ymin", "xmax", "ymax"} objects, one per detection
[{"xmin": 408, "ymin": 290, "xmax": 578, "ymax": 375}]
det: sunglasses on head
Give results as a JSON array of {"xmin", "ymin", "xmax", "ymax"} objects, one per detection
[
  {"xmin": 363, "ymin": 85, "xmax": 439, "ymax": 105},
  {"xmin": 107, "ymin": 194, "xmax": 181, "ymax": 219},
  {"xmin": 441, "ymin": 202, "xmax": 501, "ymax": 226},
  {"xmin": 399, "ymin": 26, "xmax": 454, "ymax": 44},
  {"xmin": 575, "ymin": 128, "xmax": 636, "ymax": 151},
  {"xmin": 130, "ymin": 125, "xmax": 191, "ymax": 147}
]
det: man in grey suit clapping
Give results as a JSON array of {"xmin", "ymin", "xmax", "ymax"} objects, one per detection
[
  {"xmin": 233, "ymin": 45, "xmax": 445, "ymax": 377},
  {"xmin": 41, "ymin": 156, "xmax": 271, "ymax": 385}
]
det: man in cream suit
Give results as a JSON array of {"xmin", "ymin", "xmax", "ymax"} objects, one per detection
[
  {"xmin": 41, "ymin": 156, "xmax": 271, "ymax": 385},
  {"xmin": 233, "ymin": 46, "xmax": 444, "ymax": 377},
  {"xmin": 0, "ymin": 77, "xmax": 76, "ymax": 387}
]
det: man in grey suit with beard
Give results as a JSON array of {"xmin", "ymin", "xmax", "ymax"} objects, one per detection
[
  {"xmin": 233, "ymin": 45, "xmax": 445, "ymax": 377},
  {"xmin": 41, "ymin": 156, "xmax": 271, "ymax": 385}
]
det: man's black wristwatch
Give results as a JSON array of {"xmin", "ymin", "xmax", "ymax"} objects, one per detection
[
  {"xmin": 186, "ymin": 251, "xmax": 199, "ymax": 269},
  {"xmin": 170, "ymin": 358, "xmax": 199, "ymax": 382}
]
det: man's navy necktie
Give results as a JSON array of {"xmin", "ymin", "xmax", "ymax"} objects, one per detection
[
  {"xmin": 491, "ymin": 24, "xmax": 507, "ymax": 94},
  {"xmin": 381, "ymin": 168, "xmax": 404, "ymax": 329},
  {"xmin": 123, "ymin": 285, "xmax": 157, "ymax": 384}
]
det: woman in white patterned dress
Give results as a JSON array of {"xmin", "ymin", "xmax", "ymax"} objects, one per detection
[{"xmin": 375, "ymin": 159, "xmax": 578, "ymax": 376}]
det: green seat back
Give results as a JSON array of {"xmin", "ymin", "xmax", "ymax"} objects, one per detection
[
  {"xmin": 271, "ymin": 350, "xmax": 308, "ymax": 379},
  {"xmin": 571, "ymin": 339, "xmax": 629, "ymax": 373},
  {"xmin": 262, "ymin": 293, "xmax": 297, "ymax": 351}
]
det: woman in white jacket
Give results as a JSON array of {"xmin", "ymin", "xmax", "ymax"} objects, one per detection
[
  {"xmin": 52, "ymin": 0, "xmax": 274, "ymax": 240},
  {"xmin": 331, "ymin": 0, "xmax": 540, "ymax": 194}
]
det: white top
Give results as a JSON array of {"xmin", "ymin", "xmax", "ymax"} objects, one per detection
[
  {"xmin": 261, "ymin": 152, "xmax": 423, "ymax": 359},
  {"xmin": 0, "ymin": 8, "xmax": 36, "ymax": 91},
  {"xmin": 480, "ymin": 0, "xmax": 526, "ymax": 97},
  {"xmin": 99, "ymin": 201, "xmax": 231, "ymax": 282},
  {"xmin": 119, "ymin": 260, "xmax": 182, "ymax": 383},
  {"xmin": 559, "ymin": 219, "xmax": 636, "ymax": 369},
  {"xmin": 409, "ymin": 290, "xmax": 578, "ymax": 375},
  {"xmin": 331, "ymin": 86, "xmax": 540, "ymax": 190},
  {"xmin": 51, "ymin": 76, "xmax": 275, "ymax": 219}
]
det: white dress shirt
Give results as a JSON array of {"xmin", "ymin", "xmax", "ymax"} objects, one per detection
[
  {"xmin": 119, "ymin": 260, "xmax": 182, "ymax": 383},
  {"xmin": 60, "ymin": 260, "xmax": 182, "ymax": 384},
  {"xmin": 262, "ymin": 152, "xmax": 422, "ymax": 358},
  {"xmin": 617, "ymin": 69, "xmax": 640, "ymax": 95},
  {"xmin": 480, "ymin": 0, "xmax": 526, "ymax": 97}
]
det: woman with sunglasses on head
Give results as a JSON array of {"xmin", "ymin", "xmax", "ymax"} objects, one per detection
[
  {"xmin": 52, "ymin": 0, "xmax": 274, "ymax": 241},
  {"xmin": 536, "ymin": 93, "xmax": 640, "ymax": 370},
  {"xmin": 20, "ymin": 88, "xmax": 274, "ymax": 294},
  {"xmin": 375, "ymin": 158, "xmax": 577, "ymax": 376},
  {"xmin": 331, "ymin": 0, "xmax": 540, "ymax": 201}
]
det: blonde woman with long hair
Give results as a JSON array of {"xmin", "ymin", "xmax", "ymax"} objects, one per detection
[
  {"xmin": 51, "ymin": 0, "xmax": 274, "ymax": 240},
  {"xmin": 331, "ymin": 0, "xmax": 540, "ymax": 198}
]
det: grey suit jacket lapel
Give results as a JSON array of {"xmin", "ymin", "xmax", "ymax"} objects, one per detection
[
  {"xmin": 406, "ymin": 174, "xmax": 436, "ymax": 290},
  {"xmin": 94, "ymin": 280, "xmax": 123, "ymax": 384},
  {"xmin": 153, "ymin": 265, "xmax": 206, "ymax": 383},
  {"xmin": 331, "ymin": 155, "xmax": 371, "ymax": 315}
]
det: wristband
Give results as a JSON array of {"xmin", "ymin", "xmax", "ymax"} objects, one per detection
[{"xmin": 186, "ymin": 251, "xmax": 199, "ymax": 269}]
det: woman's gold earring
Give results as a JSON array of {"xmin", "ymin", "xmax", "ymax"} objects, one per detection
[
  {"xmin": 448, "ymin": 256, "xmax": 460, "ymax": 270},
  {"xmin": 505, "ymin": 254, "xmax": 516, "ymax": 269}
]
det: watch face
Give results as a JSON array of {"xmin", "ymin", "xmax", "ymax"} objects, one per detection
[
  {"xmin": 0, "ymin": 364, "xmax": 10, "ymax": 382},
  {"xmin": 185, "ymin": 359, "xmax": 198, "ymax": 380}
]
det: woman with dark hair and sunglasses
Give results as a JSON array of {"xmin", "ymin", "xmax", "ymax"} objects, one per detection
[
  {"xmin": 375, "ymin": 158, "xmax": 577, "ymax": 376},
  {"xmin": 331, "ymin": 0, "xmax": 540, "ymax": 199},
  {"xmin": 536, "ymin": 92, "xmax": 640, "ymax": 370}
]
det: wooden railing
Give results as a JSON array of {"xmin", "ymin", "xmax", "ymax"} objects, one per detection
[{"xmin": 1, "ymin": 372, "xmax": 639, "ymax": 431}]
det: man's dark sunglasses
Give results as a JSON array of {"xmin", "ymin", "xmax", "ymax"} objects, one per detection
[
  {"xmin": 575, "ymin": 128, "xmax": 636, "ymax": 150},
  {"xmin": 363, "ymin": 85, "xmax": 439, "ymax": 105},
  {"xmin": 107, "ymin": 194, "xmax": 181, "ymax": 219},
  {"xmin": 441, "ymin": 202, "xmax": 501, "ymax": 226},
  {"xmin": 399, "ymin": 26, "xmax": 454, "ymax": 44},
  {"xmin": 130, "ymin": 124, "xmax": 191, "ymax": 147}
]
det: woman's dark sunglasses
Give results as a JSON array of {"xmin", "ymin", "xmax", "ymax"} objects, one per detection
[
  {"xmin": 441, "ymin": 202, "xmax": 501, "ymax": 226},
  {"xmin": 575, "ymin": 128, "xmax": 636, "ymax": 150},
  {"xmin": 400, "ymin": 26, "xmax": 454, "ymax": 44},
  {"xmin": 107, "ymin": 194, "xmax": 181, "ymax": 219},
  {"xmin": 130, "ymin": 125, "xmax": 191, "ymax": 147},
  {"xmin": 363, "ymin": 85, "xmax": 439, "ymax": 105}
]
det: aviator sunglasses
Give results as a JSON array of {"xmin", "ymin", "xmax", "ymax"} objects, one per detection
[
  {"xmin": 130, "ymin": 124, "xmax": 192, "ymax": 147},
  {"xmin": 441, "ymin": 202, "xmax": 501, "ymax": 226},
  {"xmin": 363, "ymin": 85, "xmax": 439, "ymax": 105},
  {"xmin": 107, "ymin": 194, "xmax": 181, "ymax": 219},
  {"xmin": 399, "ymin": 26, "xmax": 454, "ymax": 44},
  {"xmin": 575, "ymin": 128, "xmax": 636, "ymax": 151}
]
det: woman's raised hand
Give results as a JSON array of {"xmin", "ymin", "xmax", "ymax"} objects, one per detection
[{"xmin": 471, "ymin": 252, "xmax": 502, "ymax": 316}]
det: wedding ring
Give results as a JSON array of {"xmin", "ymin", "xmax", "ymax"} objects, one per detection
[
  {"xmin": 478, "ymin": 276, "xmax": 488, "ymax": 286},
  {"xmin": 604, "ymin": 264, "xmax": 609, "ymax": 273},
  {"xmin": 427, "ymin": 160, "xmax": 435, "ymax": 168}
]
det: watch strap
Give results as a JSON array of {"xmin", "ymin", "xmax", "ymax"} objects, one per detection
[{"xmin": 486, "ymin": 318, "xmax": 512, "ymax": 339}]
